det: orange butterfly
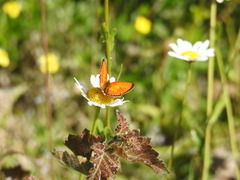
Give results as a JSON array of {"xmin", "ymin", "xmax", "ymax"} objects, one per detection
[{"xmin": 100, "ymin": 59, "xmax": 134, "ymax": 96}]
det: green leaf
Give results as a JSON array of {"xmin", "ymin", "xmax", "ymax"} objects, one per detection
[
  {"xmin": 96, "ymin": 119, "xmax": 104, "ymax": 135},
  {"xmin": 104, "ymin": 127, "xmax": 113, "ymax": 141},
  {"xmin": 109, "ymin": 28, "xmax": 117, "ymax": 51},
  {"xmin": 101, "ymin": 23, "xmax": 117, "ymax": 52}
]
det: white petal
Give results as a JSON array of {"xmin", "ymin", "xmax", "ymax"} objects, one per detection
[
  {"xmin": 108, "ymin": 99, "xmax": 129, "ymax": 107},
  {"xmin": 88, "ymin": 101, "xmax": 94, "ymax": 106},
  {"xmin": 177, "ymin": 39, "xmax": 184, "ymax": 47},
  {"xmin": 169, "ymin": 43, "xmax": 182, "ymax": 54},
  {"xmin": 90, "ymin": 74, "xmax": 100, "ymax": 87},
  {"xmin": 168, "ymin": 51, "xmax": 178, "ymax": 57},
  {"xmin": 88, "ymin": 101, "xmax": 106, "ymax": 108},
  {"xmin": 74, "ymin": 78, "xmax": 88, "ymax": 92},
  {"xmin": 183, "ymin": 40, "xmax": 193, "ymax": 50},
  {"xmin": 109, "ymin": 77, "xmax": 116, "ymax": 82},
  {"xmin": 198, "ymin": 40, "xmax": 210, "ymax": 53},
  {"xmin": 101, "ymin": 104, "xmax": 106, "ymax": 108},
  {"xmin": 74, "ymin": 78, "xmax": 89, "ymax": 99},
  {"xmin": 196, "ymin": 57, "xmax": 209, "ymax": 61},
  {"xmin": 193, "ymin": 41, "xmax": 202, "ymax": 51},
  {"xmin": 204, "ymin": 48, "xmax": 215, "ymax": 57},
  {"xmin": 168, "ymin": 52, "xmax": 189, "ymax": 61}
]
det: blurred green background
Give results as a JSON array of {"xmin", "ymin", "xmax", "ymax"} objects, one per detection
[{"xmin": 0, "ymin": 0, "xmax": 240, "ymax": 179}]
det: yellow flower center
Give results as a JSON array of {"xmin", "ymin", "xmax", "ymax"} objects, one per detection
[
  {"xmin": 87, "ymin": 88, "xmax": 114, "ymax": 105},
  {"xmin": 181, "ymin": 51, "xmax": 200, "ymax": 59},
  {"xmin": 134, "ymin": 16, "xmax": 152, "ymax": 35}
]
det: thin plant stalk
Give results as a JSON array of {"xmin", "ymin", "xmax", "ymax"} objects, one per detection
[
  {"xmin": 168, "ymin": 62, "xmax": 192, "ymax": 171},
  {"xmin": 79, "ymin": 173, "xmax": 84, "ymax": 180},
  {"xmin": 216, "ymin": 48, "xmax": 240, "ymax": 180},
  {"xmin": 202, "ymin": 124, "xmax": 212, "ymax": 180},
  {"xmin": 203, "ymin": 94, "xmax": 226, "ymax": 177},
  {"xmin": 106, "ymin": 107, "xmax": 111, "ymax": 130},
  {"xmin": 104, "ymin": 0, "xmax": 111, "ymax": 76},
  {"xmin": 206, "ymin": 0, "xmax": 216, "ymax": 117},
  {"xmin": 91, "ymin": 107, "xmax": 101, "ymax": 134},
  {"xmin": 40, "ymin": 0, "xmax": 54, "ymax": 179},
  {"xmin": 202, "ymin": 1, "xmax": 216, "ymax": 180},
  {"xmin": 104, "ymin": 0, "xmax": 112, "ymax": 130}
]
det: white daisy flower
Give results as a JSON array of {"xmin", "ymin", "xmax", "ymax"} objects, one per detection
[
  {"xmin": 168, "ymin": 39, "xmax": 215, "ymax": 62},
  {"xmin": 74, "ymin": 75, "xmax": 128, "ymax": 108}
]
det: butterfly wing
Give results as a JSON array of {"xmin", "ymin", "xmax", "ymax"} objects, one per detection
[
  {"xmin": 105, "ymin": 81, "xmax": 134, "ymax": 96},
  {"xmin": 99, "ymin": 59, "xmax": 134, "ymax": 96},
  {"xmin": 100, "ymin": 59, "xmax": 108, "ymax": 89}
]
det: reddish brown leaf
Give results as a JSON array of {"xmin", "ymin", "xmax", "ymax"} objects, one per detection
[
  {"xmin": 1, "ymin": 165, "xmax": 30, "ymax": 179},
  {"xmin": 115, "ymin": 110, "xmax": 130, "ymax": 135},
  {"xmin": 113, "ymin": 110, "xmax": 169, "ymax": 174},
  {"xmin": 64, "ymin": 129, "xmax": 104, "ymax": 159},
  {"xmin": 87, "ymin": 143, "xmax": 120, "ymax": 180},
  {"xmin": 52, "ymin": 149, "xmax": 92, "ymax": 175}
]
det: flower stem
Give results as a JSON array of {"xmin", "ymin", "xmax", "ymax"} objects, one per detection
[
  {"xmin": 202, "ymin": 1, "xmax": 216, "ymax": 180},
  {"xmin": 168, "ymin": 62, "xmax": 192, "ymax": 171},
  {"xmin": 106, "ymin": 106, "xmax": 111, "ymax": 129},
  {"xmin": 202, "ymin": 123, "xmax": 212, "ymax": 180},
  {"xmin": 104, "ymin": 0, "xmax": 111, "ymax": 77},
  {"xmin": 104, "ymin": 0, "xmax": 112, "ymax": 130},
  {"xmin": 79, "ymin": 173, "xmax": 84, "ymax": 180},
  {"xmin": 91, "ymin": 107, "xmax": 101, "ymax": 135},
  {"xmin": 40, "ymin": 0, "xmax": 54, "ymax": 179},
  {"xmin": 207, "ymin": 0, "xmax": 216, "ymax": 117},
  {"xmin": 216, "ymin": 48, "xmax": 240, "ymax": 180}
]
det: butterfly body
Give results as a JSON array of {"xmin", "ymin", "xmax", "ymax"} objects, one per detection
[{"xmin": 100, "ymin": 59, "xmax": 134, "ymax": 97}]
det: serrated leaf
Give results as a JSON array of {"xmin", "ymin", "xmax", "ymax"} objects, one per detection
[
  {"xmin": 87, "ymin": 143, "xmax": 120, "ymax": 180},
  {"xmin": 113, "ymin": 110, "xmax": 169, "ymax": 174},
  {"xmin": 115, "ymin": 110, "xmax": 130, "ymax": 135},
  {"xmin": 109, "ymin": 28, "xmax": 117, "ymax": 51},
  {"xmin": 64, "ymin": 129, "xmax": 104, "ymax": 159},
  {"xmin": 102, "ymin": 23, "xmax": 117, "ymax": 52},
  {"xmin": 52, "ymin": 150, "xmax": 92, "ymax": 175}
]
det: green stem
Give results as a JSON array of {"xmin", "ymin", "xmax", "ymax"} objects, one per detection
[
  {"xmin": 202, "ymin": 124, "xmax": 212, "ymax": 180},
  {"xmin": 79, "ymin": 173, "xmax": 84, "ymax": 180},
  {"xmin": 104, "ymin": 0, "xmax": 112, "ymax": 130},
  {"xmin": 104, "ymin": 0, "xmax": 109, "ymax": 29},
  {"xmin": 91, "ymin": 107, "xmax": 101, "ymax": 134},
  {"xmin": 207, "ymin": 1, "xmax": 216, "ymax": 117},
  {"xmin": 106, "ymin": 106, "xmax": 111, "ymax": 130},
  {"xmin": 208, "ymin": 93, "xmax": 225, "ymax": 126},
  {"xmin": 168, "ymin": 62, "xmax": 192, "ymax": 171},
  {"xmin": 202, "ymin": 1, "xmax": 216, "ymax": 180},
  {"xmin": 216, "ymin": 48, "xmax": 240, "ymax": 180},
  {"xmin": 104, "ymin": 0, "xmax": 111, "ymax": 77}
]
